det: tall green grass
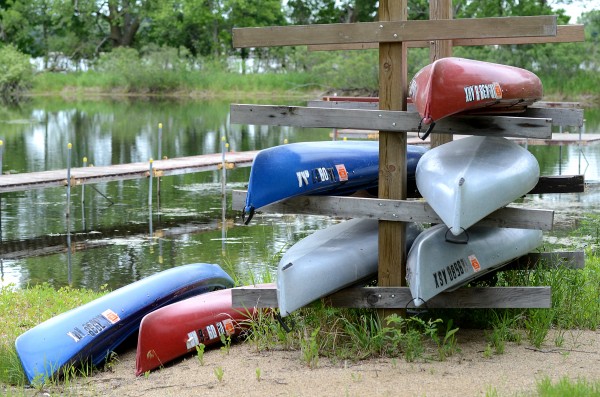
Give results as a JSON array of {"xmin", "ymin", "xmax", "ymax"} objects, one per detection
[
  {"xmin": 0, "ymin": 284, "xmax": 105, "ymax": 385},
  {"xmin": 32, "ymin": 69, "xmax": 323, "ymax": 97}
]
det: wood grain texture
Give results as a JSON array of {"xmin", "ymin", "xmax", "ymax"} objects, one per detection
[
  {"xmin": 231, "ymin": 192, "xmax": 555, "ymax": 231},
  {"xmin": 232, "ymin": 16, "xmax": 557, "ymax": 48},
  {"xmin": 229, "ymin": 104, "xmax": 553, "ymax": 139},
  {"xmin": 307, "ymin": 24, "xmax": 582, "ymax": 51},
  {"xmin": 231, "ymin": 286, "xmax": 552, "ymax": 309}
]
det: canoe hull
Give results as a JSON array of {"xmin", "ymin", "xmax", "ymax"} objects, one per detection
[
  {"xmin": 416, "ymin": 136, "xmax": 540, "ymax": 235},
  {"xmin": 244, "ymin": 141, "xmax": 427, "ymax": 222},
  {"xmin": 135, "ymin": 284, "xmax": 272, "ymax": 376},
  {"xmin": 277, "ymin": 218, "xmax": 423, "ymax": 317},
  {"xmin": 406, "ymin": 224, "xmax": 543, "ymax": 306},
  {"xmin": 15, "ymin": 263, "xmax": 234, "ymax": 383},
  {"xmin": 409, "ymin": 57, "xmax": 542, "ymax": 124}
]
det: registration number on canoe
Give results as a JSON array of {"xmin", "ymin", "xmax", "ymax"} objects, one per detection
[
  {"xmin": 432, "ymin": 258, "xmax": 468, "ymax": 289},
  {"xmin": 464, "ymin": 82, "xmax": 502, "ymax": 103},
  {"xmin": 296, "ymin": 165, "xmax": 346, "ymax": 187}
]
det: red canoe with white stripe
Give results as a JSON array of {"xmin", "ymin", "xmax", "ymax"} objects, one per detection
[
  {"xmin": 409, "ymin": 57, "xmax": 543, "ymax": 125},
  {"xmin": 135, "ymin": 284, "xmax": 272, "ymax": 375}
]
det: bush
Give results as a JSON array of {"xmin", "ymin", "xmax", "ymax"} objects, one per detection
[{"xmin": 0, "ymin": 45, "xmax": 33, "ymax": 102}]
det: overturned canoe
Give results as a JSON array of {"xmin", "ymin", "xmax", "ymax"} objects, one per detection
[
  {"xmin": 416, "ymin": 135, "xmax": 540, "ymax": 236},
  {"xmin": 15, "ymin": 264, "xmax": 234, "ymax": 383},
  {"xmin": 136, "ymin": 284, "xmax": 272, "ymax": 375},
  {"xmin": 409, "ymin": 57, "xmax": 542, "ymax": 131},
  {"xmin": 243, "ymin": 141, "xmax": 427, "ymax": 223},
  {"xmin": 406, "ymin": 224, "xmax": 543, "ymax": 306},
  {"xmin": 277, "ymin": 218, "xmax": 423, "ymax": 317}
]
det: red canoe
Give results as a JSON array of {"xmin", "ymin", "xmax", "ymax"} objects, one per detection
[
  {"xmin": 135, "ymin": 284, "xmax": 272, "ymax": 375},
  {"xmin": 409, "ymin": 57, "xmax": 543, "ymax": 126}
]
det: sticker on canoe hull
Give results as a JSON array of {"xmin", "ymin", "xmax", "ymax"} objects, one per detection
[
  {"xmin": 335, "ymin": 164, "xmax": 348, "ymax": 181},
  {"xmin": 464, "ymin": 82, "xmax": 502, "ymax": 103},
  {"xmin": 469, "ymin": 254, "xmax": 481, "ymax": 272}
]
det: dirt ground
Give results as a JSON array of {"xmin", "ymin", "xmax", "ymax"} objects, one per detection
[{"xmin": 57, "ymin": 328, "xmax": 600, "ymax": 397}]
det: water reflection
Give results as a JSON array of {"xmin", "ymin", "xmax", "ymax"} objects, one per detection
[{"xmin": 0, "ymin": 98, "xmax": 598, "ymax": 290}]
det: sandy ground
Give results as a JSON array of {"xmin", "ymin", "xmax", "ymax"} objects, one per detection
[{"xmin": 54, "ymin": 328, "xmax": 600, "ymax": 397}]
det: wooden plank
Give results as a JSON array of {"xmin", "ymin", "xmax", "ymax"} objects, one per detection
[
  {"xmin": 230, "ymin": 104, "xmax": 552, "ymax": 139},
  {"xmin": 326, "ymin": 287, "xmax": 551, "ymax": 309},
  {"xmin": 308, "ymin": 24, "xmax": 583, "ymax": 51},
  {"xmin": 231, "ymin": 191, "xmax": 555, "ymax": 231},
  {"xmin": 429, "ymin": 0, "xmax": 454, "ymax": 149},
  {"xmin": 232, "ymin": 16, "xmax": 557, "ymax": 48},
  {"xmin": 231, "ymin": 286, "xmax": 551, "ymax": 309},
  {"xmin": 529, "ymin": 175, "xmax": 585, "ymax": 194},
  {"xmin": 522, "ymin": 107, "xmax": 584, "ymax": 127},
  {"xmin": 309, "ymin": 100, "xmax": 584, "ymax": 128}
]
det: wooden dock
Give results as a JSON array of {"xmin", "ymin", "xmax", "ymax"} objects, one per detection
[{"xmin": 0, "ymin": 151, "xmax": 258, "ymax": 193}]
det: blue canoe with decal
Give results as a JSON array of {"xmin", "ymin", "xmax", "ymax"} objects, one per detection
[
  {"xmin": 15, "ymin": 263, "xmax": 234, "ymax": 383},
  {"xmin": 243, "ymin": 141, "xmax": 427, "ymax": 223}
]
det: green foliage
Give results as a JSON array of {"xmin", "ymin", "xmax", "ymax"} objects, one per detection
[
  {"xmin": 536, "ymin": 376, "xmax": 600, "ymax": 396},
  {"xmin": 0, "ymin": 45, "xmax": 33, "ymax": 102},
  {"xmin": 0, "ymin": 283, "xmax": 105, "ymax": 386}
]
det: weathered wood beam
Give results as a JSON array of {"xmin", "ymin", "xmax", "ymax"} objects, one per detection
[
  {"xmin": 231, "ymin": 191, "xmax": 555, "ymax": 231},
  {"xmin": 529, "ymin": 175, "xmax": 585, "ymax": 194},
  {"xmin": 308, "ymin": 24, "xmax": 582, "ymax": 51},
  {"xmin": 231, "ymin": 286, "xmax": 551, "ymax": 309},
  {"xmin": 307, "ymin": 100, "xmax": 584, "ymax": 128},
  {"xmin": 230, "ymin": 104, "xmax": 552, "ymax": 139},
  {"xmin": 232, "ymin": 16, "xmax": 557, "ymax": 48}
]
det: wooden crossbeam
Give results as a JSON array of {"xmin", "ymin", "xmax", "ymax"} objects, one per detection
[
  {"xmin": 308, "ymin": 24, "xmax": 583, "ymax": 51},
  {"xmin": 307, "ymin": 100, "xmax": 584, "ymax": 128},
  {"xmin": 233, "ymin": 16, "xmax": 557, "ymax": 48},
  {"xmin": 231, "ymin": 191, "xmax": 555, "ymax": 231},
  {"xmin": 232, "ymin": 286, "xmax": 551, "ymax": 309},
  {"xmin": 230, "ymin": 104, "xmax": 552, "ymax": 139}
]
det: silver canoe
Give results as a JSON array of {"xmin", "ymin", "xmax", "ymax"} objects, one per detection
[
  {"xmin": 416, "ymin": 136, "xmax": 540, "ymax": 236},
  {"xmin": 277, "ymin": 218, "xmax": 423, "ymax": 317},
  {"xmin": 406, "ymin": 224, "xmax": 543, "ymax": 307}
]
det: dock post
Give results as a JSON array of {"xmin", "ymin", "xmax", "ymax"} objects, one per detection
[
  {"xmin": 221, "ymin": 136, "xmax": 228, "ymax": 254},
  {"xmin": 66, "ymin": 143, "xmax": 72, "ymax": 218},
  {"xmin": 157, "ymin": 123, "xmax": 162, "ymax": 199},
  {"xmin": 148, "ymin": 158, "xmax": 153, "ymax": 236},
  {"xmin": 148, "ymin": 158, "xmax": 154, "ymax": 207},
  {"xmin": 0, "ymin": 140, "xmax": 3, "ymax": 175},
  {"xmin": 81, "ymin": 157, "xmax": 87, "ymax": 206}
]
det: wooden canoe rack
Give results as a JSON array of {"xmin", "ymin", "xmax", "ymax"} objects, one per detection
[{"xmin": 229, "ymin": 2, "xmax": 586, "ymax": 311}]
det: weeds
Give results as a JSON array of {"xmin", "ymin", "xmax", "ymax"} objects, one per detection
[
  {"xmin": 195, "ymin": 344, "xmax": 206, "ymax": 366},
  {"xmin": 213, "ymin": 367, "xmax": 224, "ymax": 382}
]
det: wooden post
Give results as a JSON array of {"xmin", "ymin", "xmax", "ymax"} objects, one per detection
[
  {"xmin": 378, "ymin": 0, "xmax": 408, "ymax": 319},
  {"xmin": 429, "ymin": 0, "xmax": 454, "ymax": 148}
]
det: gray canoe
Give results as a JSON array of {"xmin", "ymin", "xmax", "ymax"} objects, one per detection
[
  {"xmin": 406, "ymin": 224, "xmax": 543, "ymax": 307},
  {"xmin": 416, "ymin": 136, "xmax": 540, "ymax": 236},
  {"xmin": 277, "ymin": 219, "xmax": 423, "ymax": 317}
]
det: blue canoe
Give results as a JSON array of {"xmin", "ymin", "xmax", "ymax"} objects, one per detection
[
  {"xmin": 243, "ymin": 141, "xmax": 427, "ymax": 223},
  {"xmin": 15, "ymin": 263, "xmax": 234, "ymax": 383}
]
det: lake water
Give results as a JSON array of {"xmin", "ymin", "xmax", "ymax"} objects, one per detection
[{"xmin": 0, "ymin": 97, "xmax": 599, "ymax": 290}]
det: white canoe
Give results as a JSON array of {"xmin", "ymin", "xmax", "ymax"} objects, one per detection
[
  {"xmin": 416, "ymin": 136, "xmax": 540, "ymax": 236},
  {"xmin": 277, "ymin": 219, "xmax": 423, "ymax": 317},
  {"xmin": 406, "ymin": 224, "xmax": 543, "ymax": 307}
]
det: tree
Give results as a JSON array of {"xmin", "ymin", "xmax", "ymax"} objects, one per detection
[{"xmin": 226, "ymin": 0, "xmax": 286, "ymax": 74}]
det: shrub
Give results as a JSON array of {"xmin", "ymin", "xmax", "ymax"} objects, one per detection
[{"xmin": 0, "ymin": 45, "xmax": 34, "ymax": 102}]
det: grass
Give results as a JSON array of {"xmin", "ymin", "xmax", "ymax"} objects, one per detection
[
  {"xmin": 1, "ymin": 217, "xmax": 599, "ymax": 393},
  {"xmin": 534, "ymin": 376, "xmax": 600, "ymax": 396}
]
